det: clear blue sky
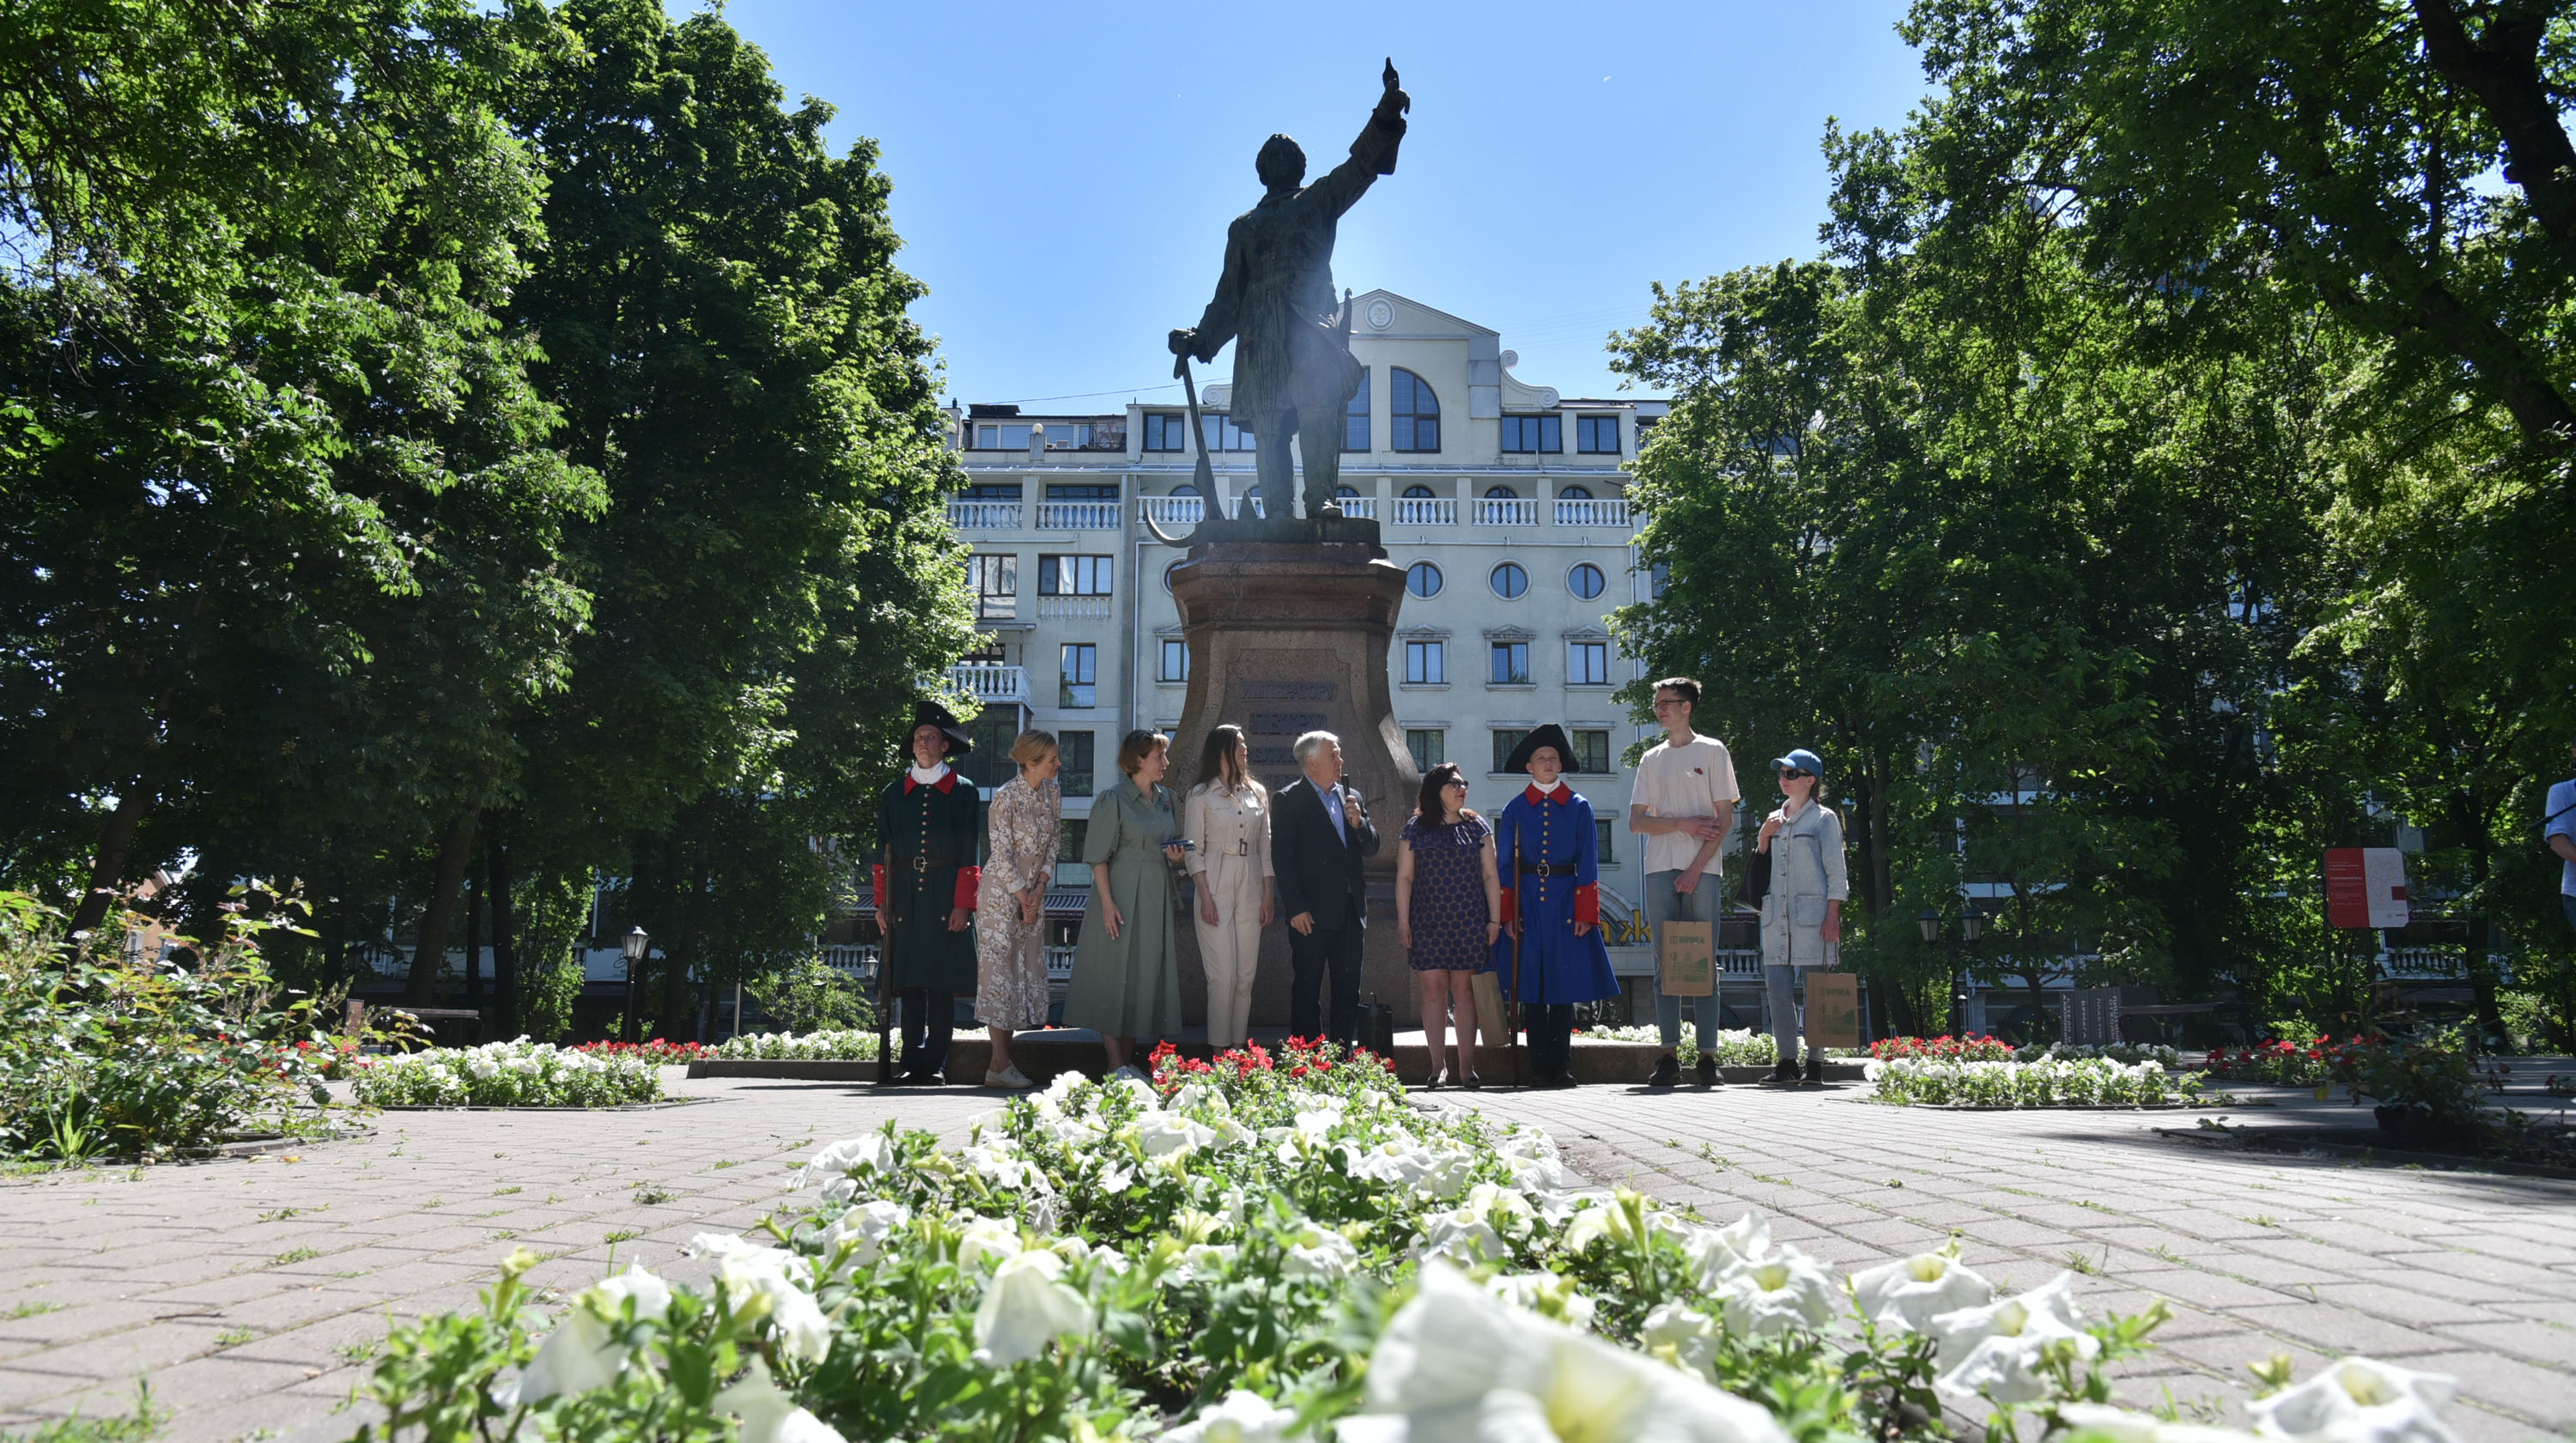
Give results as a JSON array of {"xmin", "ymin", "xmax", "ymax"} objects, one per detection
[{"xmin": 715, "ymin": 1, "xmax": 1930, "ymax": 409}]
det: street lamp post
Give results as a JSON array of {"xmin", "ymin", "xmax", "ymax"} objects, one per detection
[
  {"xmin": 1917, "ymin": 910, "xmax": 1984, "ymax": 1038},
  {"xmin": 621, "ymin": 925, "xmax": 650, "ymax": 1044}
]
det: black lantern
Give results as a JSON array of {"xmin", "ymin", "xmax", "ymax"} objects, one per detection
[{"xmin": 620, "ymin": 926, "xmax": 649, "ymax": 1043}]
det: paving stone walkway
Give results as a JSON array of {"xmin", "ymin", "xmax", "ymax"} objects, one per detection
[{"xmin": 1, "ymin": 1073, "xmax": 2568, "ymax": 1441}]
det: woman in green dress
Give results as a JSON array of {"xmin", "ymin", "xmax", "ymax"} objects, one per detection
[{"xmin": 1064, "ymin": 729, "xmax": 1188, "ymax": 1080}]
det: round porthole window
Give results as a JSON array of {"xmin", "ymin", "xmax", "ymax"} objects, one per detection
[
  {"xmin": 1568, "ymin": 562, "xmax": 1605, "ymax": 600},
  {"xmin": 1406, "ymin": 561, "xmax": 1443, "ymax": 598},
  {"xmin": 1490, "ymin": 562, "xmax": 1528, "ymax": 600}
]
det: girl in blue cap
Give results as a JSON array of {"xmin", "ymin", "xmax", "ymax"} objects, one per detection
[{"xmin": 1754, "ymin": 748, "xmax": 1847, "ymax": 1084}]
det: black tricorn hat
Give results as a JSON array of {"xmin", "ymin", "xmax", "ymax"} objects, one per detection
[
  {"xmin": 1506, "ymin": 724, "xmax": 1579, "ymax": 774},
  {"xmin": 905, "ymin": 700, "xmax": 975, "ymax": 759}
]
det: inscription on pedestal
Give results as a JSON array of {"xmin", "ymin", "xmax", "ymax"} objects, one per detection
[
  {"xmin": 1243, "ymin": 682, "xmax": 1337, "ymax": 700},
  {"xmin": 1249, "ymin": 711, "xmax": 1327, "ymax": 735}
]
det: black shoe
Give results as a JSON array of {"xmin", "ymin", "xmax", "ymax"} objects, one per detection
[
  {"xmin": 1698, "ymin": 1054, "xmax": 1722, "ymax": 1087},
  {"xmin": 907, "ymin": 1069, "xmax": 946, "ymax": 1087},
  {"xmin": 1769, "ymin": 1059, "xmax": 1801, "ymax": 1085},
  {"xmin": 1543, "ymin": 1071, "xmax": 1580, "ymax": 1089},
  {"xmin": 1649, "ymin": 1053, "xmax": 1681, "ymax": 1088},
  {"xmin": 1803, "ymin": 1052, "xmax": 1826, "ymax": 1085}
]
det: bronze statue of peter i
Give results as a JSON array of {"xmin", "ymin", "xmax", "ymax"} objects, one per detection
[{"xmin": 1169, "ymin": 61, "xmax": 1408, "ymax": 527}]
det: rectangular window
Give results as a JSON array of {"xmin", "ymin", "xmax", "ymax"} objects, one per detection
[
  {"xmin": 1576, "ymin": 415, "xmax": 1621, "ymax": 454},
  {"xmin": 1491, "ymin": 729, "xmax": 1528, "ymax": 775},
  {"xmin": 1343, "ymin": 368, "xmax": 1370, "ymax": 452},
  {"xmin": 1568, "ymin": 640, "xmax": 1609, "ymax": 686},
  {"xmin": 1059, "ymin": 644, "xmax": 1097, "ymax": 708},
  {"xmin": 1489, "ymin": 641, "xmax": 1530, "ymax": 685},
  {"xmin": 1499, "ymin": 415, "xmax": 1561, "ymax": 453},
  {"xmin": 1044, "ymin": 483, "xmax": 1119, "ymax": 501},
  {"xmin": 1634, "ymin": 415, "xmax": 1661, "ymax": 450},
  {"xmin": 961, "ymin": 482, "xmax": 1023, "ymax": 500},
  {"xmin": 1406, "ymin": 729, "xmax": 1445, "ymax": 773},
  {"xmin": 1649, "ymin": 561, "xmax": 1670, "ymax": 598},
  {"xmin": 1595, "ymin": 817, "xmax": 1617, "ymax": 865},
  {"xmin": 1159, "ymin": 638, "xmax": 1189, "ymax": 682},
  {"xmin": 974, "ymin": 421, "xmax": 1034, "ymax": 450},
  {"xmin": 1143, "ymin": 413, "xmax": 1188, "ymax": 452},
  {"xmin": 1058, "ymin": 732, "xmax": 1095, "ymax": 796},
  {"xmin": 1058, "ymin": 817, "xmax": 1089, "ymax": 860},
  {"xmin": 967, "ymin": 554, "xmax": 1018, "ymax": 620},
  {"xmin": 1037, "ymin": 555, "xmax": 1113, "ymax": 595},
  {"xmin": 1571, "ymin": 729, "xmax": 1612, "ymax": 774},
  {"xmin": 1404, "ymin": 640, "xmax": 1446, "ymax": 684},
  {"xmin": 1200, "ymin": 413, "xmax": 1257, "ymax": 452}
]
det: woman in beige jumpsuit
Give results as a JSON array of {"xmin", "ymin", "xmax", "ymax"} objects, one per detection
[{"xmin": 1185, "ymin": 725, "xmax": 1275, "ymax": 1049}]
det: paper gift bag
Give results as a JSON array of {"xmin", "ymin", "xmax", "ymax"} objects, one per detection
[
  {"xmin": 1658, "ymin": 920, "xmax": 1714, "ymax": 997},
  {"xmin": 1803, "ymin": 970, "xmax": 1860, "ymax": 1049}
]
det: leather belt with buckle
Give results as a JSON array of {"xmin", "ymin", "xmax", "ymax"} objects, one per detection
[{"xmin": 1517, "ymin": 863, "xmax": 1578, "ymax": 877}]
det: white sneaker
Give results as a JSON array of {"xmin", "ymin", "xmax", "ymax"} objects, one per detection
[
  {"xmin": 1111, "ymin": 1064, "xmax": 1149, "ymax": 1084},
  {"xmin": 985, "ymin": 1064, "xmax": 1035, "ymax": 1089}
]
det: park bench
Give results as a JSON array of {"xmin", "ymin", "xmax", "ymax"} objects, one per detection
[{"xmin": 346, "ymin": 999, "xmax": 483, "ymax": 1045}]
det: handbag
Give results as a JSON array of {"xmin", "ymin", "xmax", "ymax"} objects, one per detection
[{"xmin": 1741, "ymin": 846, "xmax": 1772, "ymax": 909}]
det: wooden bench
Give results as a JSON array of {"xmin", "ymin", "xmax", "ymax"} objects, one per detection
[{"xmin": 347, "ymin": 1001, "xmax": 483, "ymax": 1044}]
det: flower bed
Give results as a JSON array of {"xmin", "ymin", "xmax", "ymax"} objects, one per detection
[
  {"xmin": 2202, "ymin": 1037, "xmax": 2372, "ymax": 1087},
  {"xmin": 571, "ymin": 1039, "xmax": 706, "ymax": 1063},
  {"xmin": 1867, "ymin": 1055, "xmax": 2207, "ymax": 1108},
  {"xmin": 351, "ymin": 1040, "xmax": 664, "ymax": 1108},
  {"xmin": 343, "ymin": 1040, "xmax": 2427, "ymax": 1443},
  {"xmin": 1575, "ymin": 1025, "xmax": 1782, "ymax": 1064},
  {"xmin": 1870, "ymin": 1034, "xmax": 2016, "ymax": 1062}
]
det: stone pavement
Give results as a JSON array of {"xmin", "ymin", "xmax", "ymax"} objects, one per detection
[{"xmin": 0, "ymin": 1072, "xmax": 2568, "ymax": 1441}]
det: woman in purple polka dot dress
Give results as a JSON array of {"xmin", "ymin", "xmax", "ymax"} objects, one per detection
[{"xmin": 1396, "ymin": 762, "xmax": 1503, "ymax": 1088}]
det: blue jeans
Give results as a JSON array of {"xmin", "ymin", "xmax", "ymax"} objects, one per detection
[
  {"xmin": 2565, "ymin": 894, "xmax": 2576, "ymax": 937},
  {"xmin": 1764, "ymin": 966, "xmax": 1803, "ymax": 1065},
  {"xmin": 1646, "ymin": 870, "xmax": 1720, "ymax": 1054}
]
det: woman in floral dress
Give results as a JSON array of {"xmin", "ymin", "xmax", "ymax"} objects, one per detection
[
  {"xmin": 975, "ymin": 731, "xmax": 1061, "ymax": 1088},
  {"xmin": 1395, "ymin": 762, "xmax": 1500, "ymax": 1088}
]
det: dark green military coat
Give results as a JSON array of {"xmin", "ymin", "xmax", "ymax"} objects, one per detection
[{"xmin": 875, "ymin": 769, "xmax": 983, "ymax": 993}]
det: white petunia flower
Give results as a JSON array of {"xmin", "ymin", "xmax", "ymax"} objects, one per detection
[
  {"xmin": 793, "ymin": 1132, "xmax": 899, "ymax": 1191},
  {"xmin": 687, "ymin": 1234, "xmax": 834, "ymax": 1362},
  {"xmin": 822, "ymin": 1199, "xmax": 909, "ymax": 1266},
  {"xmin": 955, "ymin": 1215, "xmax": 1024, "ymax": 1271},
  {"xmin": 1340, "ymin": 1261, "xmax": 1791, "ymax": 1443},
  {"xmin": 1715, "ymin": 1246, "xmax": 1838, "ymax": 1336},
  {"xmin": 712, "ymin": 1357, "xmax": 847, "ymax": 1443},
  {"xmin": 973, "ymin": 1247, "xmax": 1096, "ymax": 1366},
  {"xmin": 1927, "ymin": 1272, "xmax": 2099, "ymax": 1404},
  {"xmin": 1281, "ymin": 1221, "xmax": 1359, "ymax": 1280},
  {"xmin": 1849, "ymin": 1249, "xmax": 1994, "ymax": 1334},
  {"xmin": 1640, "ymin": 1301, "xmax": 1722, "ymax": 1376},
  {"xmin": 1136, "ymin": 1111, "xmax": 1218, "ymax": 1158},
  {"xmin": 495, "ymin": 1264, "xmax": 671, "ymax": 1406},
  {"xmin": 1485, "ymin": 1271, "xmax": 1596, "ymax": 1331},
  {"xmin": 1157, "ymin": 1387, "xmax": 1300, "ymax": 1443},
  {"xmin": 2250, "ymin": 1358, "xmax": 2459, "ymax": 1443}
]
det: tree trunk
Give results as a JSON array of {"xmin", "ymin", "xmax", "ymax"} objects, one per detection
[
  {"xmin": 655, "ymin": 856, "xmax": 708, "ymax": 1041},
  {"xmin": 464, "ymin": 872, "xmax": 484, "ymax": 1014},
  {"xmin": 2464, "ymin": 830, "xmax": 2509, "ymax": 1051},
  {"xmin": 489, "ymin": 837, "xmax": 519, "ymax": 1040},
  {"xmin": 404, "ymin": 810, "xmax": 480, "ymax": 1005},
  {"xmin": 67, "ymin": 787, "xmax": 149, "ymax": 937}
]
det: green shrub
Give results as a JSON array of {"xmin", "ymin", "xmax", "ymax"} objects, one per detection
[
  {"xmin": 748, "ymin": 955, "xmax": 872, "ymax": 1034},
  {"xmin": 0, "ymin": 889, "xmax": 336, "ymax": 1160}
]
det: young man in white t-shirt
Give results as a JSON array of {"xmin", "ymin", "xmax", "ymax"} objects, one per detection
[{"xmin": 1627, "ymin": 676, "xmax": 1741, "ymax": 1087}]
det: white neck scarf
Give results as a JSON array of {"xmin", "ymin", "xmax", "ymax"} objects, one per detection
[{"xmin": 909, "ymin": 762, "xmax": 951, "ymax": 786}]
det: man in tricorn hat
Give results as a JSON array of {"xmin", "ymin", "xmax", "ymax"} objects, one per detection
[
  {"xmin": 872, "ymin": 702, "xmax": 981, "ymax": 1084},
  {"xmin": 1489, "ymin": 725, "xmax": 1619, "ymax": 1087},
  {"xmin": 1168, "ymin": 61, "xmax": 1408, "ymax": 527}
]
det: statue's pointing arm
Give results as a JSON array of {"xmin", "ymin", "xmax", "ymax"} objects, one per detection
[{"xmin": 1311, "ymin": 59, "xmax": 1410, "ymax": 219}]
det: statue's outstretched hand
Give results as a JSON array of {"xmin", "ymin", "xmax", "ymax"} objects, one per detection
[
  {"xmin": 1380, "ymin": 58, "xmax": 1409, "ymax": 115},
  {"xmin": 1168, "ymin": 327, "xmax": 1199, "ymax": 359}
]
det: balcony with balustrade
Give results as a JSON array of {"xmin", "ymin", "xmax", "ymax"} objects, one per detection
[
  {"xmin": 946, "ymin": 500, "xmax": 1022, "ymax": 530},
  {"xmin": 1036, "ymin": 501, "xmax": 1121, "ymax": 531},
  {"xmin": 946, "ymin": 662, "xmax": 1030, "ymax": 706}
]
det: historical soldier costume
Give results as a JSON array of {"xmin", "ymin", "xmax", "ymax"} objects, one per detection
[
  {"xmin": 872, "ymin": 702, "xmax": 981, "ymax": 1084},
  {"xmin": 1488, "ymin": 725, "xmax": 1619, "ymax": 1088}
]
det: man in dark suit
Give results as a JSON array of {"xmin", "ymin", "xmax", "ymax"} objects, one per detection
[{"xmin": 1272, "ymin": 730, "xmax": 1380, "ymax": 1044}]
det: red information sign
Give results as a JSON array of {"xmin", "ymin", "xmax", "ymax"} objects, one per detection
[{"xmin": 2324, "ymin": 847, "xmax": 2409, "ymax": 929}]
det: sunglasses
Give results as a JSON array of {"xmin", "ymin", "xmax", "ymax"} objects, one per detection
[{"xmin": 1778, "ymin": 768, "xmax": 1814, "ymax": 780}]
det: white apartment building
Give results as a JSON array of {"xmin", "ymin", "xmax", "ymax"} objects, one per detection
[{"xmin": 939, "ymin": 289, "xmax": 1688, "ymax": 984}]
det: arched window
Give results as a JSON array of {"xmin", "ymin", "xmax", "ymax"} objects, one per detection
[
  {"xmin": 1558, "ymin": 484, "xmax": 1592, "ymax": 500},
  {"xmin": 1568, "ymin": 563, "xmax": 1606, "ymax": 600},
  {"xmin": 1406, "ymin": 561, "xmax": 1443, "ymax": 598},
  {"xmin": 1402, "ymin": 484, "xmax": 1437, "ymax": 499},
  {"xmin": 1484, "ymin": 485, "xmax": 1518, "ymax": 499},
  {"xmin": 1490, "ymin": 562, "xmax": 1528, "ymax": 599},
  {"xmin": 1343, "ymin": 368, "xmax": 1370, "ymax": 452},
  {"xmin": 1390, "ymin": 367, "xmax": 1440, "ymax": 452},
  {"xmin": 1337, "ymin": 484, "xmax": 1361, "ymax": 498},
  {"xmin": 1171, "ymin": 482, "xmax": 1200, "ymax": 497}
]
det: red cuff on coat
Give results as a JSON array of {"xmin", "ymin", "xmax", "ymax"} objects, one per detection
[
  {"xmin": 953, "ymin": 865, "xmax": 981, "ymax": 912},
  {"xmin": 1498, "ymin": 887, "xmax": 1516, "ymax": 926},
  {"xmin": 872, "ymin": 864, "xmax": 889, "ymax": 915},
  {"xmin": 1574, "ymin": 883, "xmax": 1600, "ymax": 928}
]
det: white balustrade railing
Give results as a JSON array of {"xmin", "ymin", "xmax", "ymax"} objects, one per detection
[
  {"xmin": 1476, "ymin": 499, "xmax": 1538, "ymax": 526},
  {"xmin": 1037, "ymin": 595, "xmax": 1113, "ymax": 620},
  {"xmin": 947, "ymin": 663, "xmax": 1030, "ymax": 706},
  {"xmin": 946, "ymin": 500, "xmax": 1022, "ymax": 529},
  {"xmin": 1139, "ymin": 495, "xmax": 1205, "ymax": 526},
  {"xmin": 1046, "ymin": 945, "xmax": 1077, "ymax": 981},
  {"xmin": 820, "ymin": 944, "xmax": 879, "ymax": 979},
  {"xmin": 1553, "ymin": 498, "xmax": 1631, "ymax": 527},
  {"xmin": 1392, "ymin": 498, "xmax": 1456, "ymax": 525},
  {"xmin": 1333, "ymin": 496, "xmax": 1378, "ymax": 519},
  {"xmin": 1037, "ymin": 502, "xmax": 1121, "ymax": 530}
]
